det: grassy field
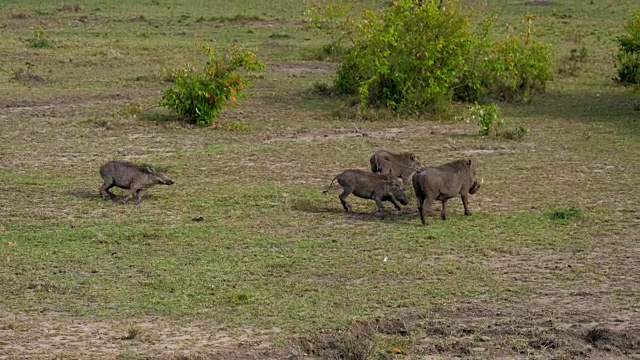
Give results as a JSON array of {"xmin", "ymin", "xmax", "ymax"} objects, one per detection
[{"xmin": 0, "ymin": 0, "xmax": 638, "ymax": 359}]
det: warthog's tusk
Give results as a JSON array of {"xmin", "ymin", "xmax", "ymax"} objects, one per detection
[{"xmin": 481, "ymin": 178, "xmax": 485, "ymax": 184}]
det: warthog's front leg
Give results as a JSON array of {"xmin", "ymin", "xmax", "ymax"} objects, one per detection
[
  {"xmin": 374, "ymin": 197, "xmax": 386, "ymax": 214},
  {"xmin": 100, "ymin": 179, "xmax": 116, "ymax": 201},
  {"xmin": 461, "ymin": 192, "xmax": 471, "ymax": 216},
  {"xmin": 440, "ymin": 199, "xmax": 448, "ymax": 220},
  {"xmin": 388, "ymin": 197, "xmax": 402, "ymax": 212}
]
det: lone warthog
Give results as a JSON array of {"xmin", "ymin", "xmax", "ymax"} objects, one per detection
[
  {"xmin": 99, "ymin": 160, "xmax": 174, "ymax": 205},
  {"xmin": 324, "ymin": 169, "xmax": 408, "ymax": 213},
  {"xmin": 412, "ymin": 159, "xmax": 481, "ymax": 225},
  {"xmin": 370, "ymin": 150, "xmax": 421, "ymax": 186}
]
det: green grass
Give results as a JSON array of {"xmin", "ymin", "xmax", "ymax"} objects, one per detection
[{"xmin": 0, "ymin": 0, "xmax": 638, "ymax": 358}]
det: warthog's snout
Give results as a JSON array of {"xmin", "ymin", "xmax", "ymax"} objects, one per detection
[{"xmin": 166, "ymin": 179, "xmax": 175, "ymax": 185}]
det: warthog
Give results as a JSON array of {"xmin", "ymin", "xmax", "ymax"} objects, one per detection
[
  {"xmin": 370, "ymin": 150, "xmax": 421, "ymax": 186},
  {"xmin": 99, "ymin": 160, "xmax": 174, "ymax": 205},
  {"xmin": 412, "ymin": 159, "xmax": 481, "ymax": 225},
  {"xmin": 324, "ymin": 169, "xmax": 408, "ymax": 213}
]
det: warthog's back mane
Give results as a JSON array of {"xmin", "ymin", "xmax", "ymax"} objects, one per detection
[{"xmin": 440, "ymin": 159, "xmax": 471, "ymax": 172}]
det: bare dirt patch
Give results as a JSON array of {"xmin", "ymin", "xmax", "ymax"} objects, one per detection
[{"xmin": 0, "ymin": 312, "xmax": 285, "ymax": 360}]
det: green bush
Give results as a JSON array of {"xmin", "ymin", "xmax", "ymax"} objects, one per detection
[
  {"xmin": 335, "ymin": 0, "xmax": 472, "ymax": 113},
  {"xmin": 27, "ymin": 28, "xmax": 53, "ymax": 49},
  {"xmin": 472, "ymin": 103, "xmax": 500, "ymax": 136},
  {"xmin": 615, "ymin": 12, "xmax": 640, "ymax": 85},
  {"xmin": 160, "ymin": 42, "xmax": 265, "ymax": 126},
  {"xmin": 305, "ymin": 4, "xmax": 354, "ymax": 61},
  {"xmin": 456, "ymin": 15, "xmax": 553, "ymax": 103},
  {"xmin": 471, "ymin": 102, "xmax": 528, "ymax": 140},
  {"xmin": 329, "ymin": 2, "xmax": 552, "ymax": 113}
]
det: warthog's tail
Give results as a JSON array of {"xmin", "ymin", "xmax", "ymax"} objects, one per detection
[{"xmin": 323, "ymin": 175, "xmax": 339, "ymax": 194}]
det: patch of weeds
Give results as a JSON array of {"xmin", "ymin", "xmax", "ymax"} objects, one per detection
[
  {"xmin": 558, "ymin": 46, "xmax": 588, "ymax": 77},
  {"xmin": 57, "ymin": 3, "xmax": 82, "ymax": 12},
  {"xmin": 27, "ymin": 28, "xmax": 53, "ymax": 49},
  {"xmin": 227, "ymin": 292, "xmax": 251, "ymax": 306},
  {"xmin": 9, "ymin": 11, "xmax": 29, "ymax": 19},
  {"xmin": 10, "ymin": 64, "xmax": 46, "ymax": 84},
  {"xmin": 111, "ymin": 102, "xmax": 143, "ymax": 120},
  {"xmin": 269, "ymin": 32, "xmax": 293, "ymax": 39},
  {"xmin": 310, "ymin": 82, "xmax": 335, "ymax": 97},
  {"xmin": 300, "ymin": 322, "xmax": 375, "ymax": 360},
  {"xmin": 121, "ymin": 323, "xmax": 141, "ymax": 340},
  {"xmin": 470, "ymin": 103, "xmax": 528, "ymax": 140},
  {"xmin": 548, "ymin": 207, "xmax": 585, "ymax": 221}
]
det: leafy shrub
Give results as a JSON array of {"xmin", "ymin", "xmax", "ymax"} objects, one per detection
[
  {"xmin": 470, "ymin": 103, "xmax": 527, "ymax": 140},
  {"xmin": 457, "ymin": 15, "xmax": 553, "ymax": 103},
  {"xmin": 327, "ymin": 1, "xmax": 552, "ymax": 114},
  {"xmin": 549, "ymin": 207, "xmax": 584, "ymax": 222},
  {"xmin": 558, "ymin": 46, "xmax": 588, "ymax": 77},
  {"xmin": 27, "ymin": 28, "xmax": 52, "ymax": 49},
  {"xmin": 615, "ymin": 12, "xmax": 640, "ymax": 85},
  {"xmin": 336, "ymin": 0, "xmax": 472, "ymax": 113},
  {"xmin": 472, "ymin": 103, "xmax": 500, "ymax": 136},
  {"xmin": 305, "ymin": 4, "xmax": 354, "ymax": 61},
  {"xmin": 160, "ymin": 42, "xmax": 265, "ymax": 126}
]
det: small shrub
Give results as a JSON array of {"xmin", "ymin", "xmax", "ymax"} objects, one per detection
[
  {"xmin": 310, "ymin": 82, "xmax": 334, "ymax": 97},
  {"xmin": 27, "ymin": 28, "xmax": 52, "ymax": 49},
  {"xmin": 57, "ymin": 3, "xmax": 81, "ymax": 12},
  {"xmin": 305, "ymin": 4, "xmax": 354, "ymax": 61},
  {"xmin": 11, "ymin": 65, "xmax": 46, "ymax": 84},
  {"xmin": 615, "ymin": 12, "xmax": 640, "ymax": 85},
  {"xmin": 269, "ymin": 32, "xmax": 292, "ymax": 39},
  {"xmin": 471, "ymin": 103, "xmax": 527, "ymax": 140},
  {"xmin": 501, "ymin": 125, "xmax": 528, "ymax": 140},
  {"xmin": 558, "ymin": 46, "xmax": 588, "ymax": 77},
  {"xmin": 471, "ymin": 103, "xmax": 500, "ymax": 136},
  {"xmin": 112, "ymin": 102, "xmax": 143, "ymax": 120},
  {"xmin": 228, "ymin": 292, "xmax": 251, "ymax": 305},
  {"xmin": 160, "ymin": 42, "xmax": 265, "ymax": 126},
  {"xmin": 549, "ymin": 207, "xmax": 584, "ymax": 221},
  {"xmin": 337, "ymin": 0, "xmax": 472, "ymax": 113},
  {"xmin": 121, "ymin": 324, "xmax": 141, "ymax": 340}
]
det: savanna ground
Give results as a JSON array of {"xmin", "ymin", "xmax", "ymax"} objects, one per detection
[{"xmin": 0, "ymin": 0, "xmax": 638, "ymax": 359}]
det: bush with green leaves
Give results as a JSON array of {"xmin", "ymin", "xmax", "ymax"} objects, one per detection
[
  {"xmin": 615, "ymin": 12, "xmax": 640, "ymax": 86},
  {"xmin": 456, "ymin": 15, "xmax": 553, "ymax": 103},
  {"xmin": 329, "ymin": 1, "xmax": 552, "ymax": 113},
  {"xmin": 305, "ymin": 4, "xmax": 354, "ymax": 61},
  {"xmin": 335, "ymin": 0, "xmax": 472, "ymax": 113},
  {"xmin": 28, "ymin": 28, "xmax": 52, "ymax": 49},
  {"xmin": 160, "ymin": 42, "xmax": 265, "ymax": 126},
  {"xmin": 470, "ymin": 103, "xmax": 527, "ymax": 140}
]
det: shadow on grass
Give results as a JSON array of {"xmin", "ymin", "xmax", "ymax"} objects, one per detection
[
  {"xmin": 523, "ymin": 88, "xmax": 639, "ymax": 129},
  {"xmin": 294, "ymin": 201, "xmax": 423, "ymax": 223},
  {"xmin": 139, "ymin": 112, "xmax": 189, "ymax": 124},
  {"xmin": 69, "ymin": 189, "xmax": 158, "ymax": 204},
  {"xmin": 69, "ymin": 189, "xmax": 100, "ymax": 200}
]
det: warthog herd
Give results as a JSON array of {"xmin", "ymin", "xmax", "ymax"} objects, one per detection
[{"xmin": 99, "ymin": 150, "xmax": 481, "ymax": 226}]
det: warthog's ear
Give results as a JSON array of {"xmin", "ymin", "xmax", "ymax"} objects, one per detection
[
  {"xmin": 410, "ymin": 153, "xmax": 417, "ymax": 161},
  {"xmin": 143, "ymin": 164, "xmax": 156, "ymax": 174}
]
